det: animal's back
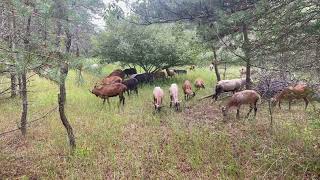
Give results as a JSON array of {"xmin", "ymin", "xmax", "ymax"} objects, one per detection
[
  {"xmin": 234, "ymin": 90, "xmax": 260, "ymax": 104},
  {"xmin": 153, "ymin": 87, "xmax": 164, "ymax": 97}
]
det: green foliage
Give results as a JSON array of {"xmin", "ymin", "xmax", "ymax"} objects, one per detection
[{"xmin": 94, "ymin": 21, "xmax": 200, "ymax": 72}]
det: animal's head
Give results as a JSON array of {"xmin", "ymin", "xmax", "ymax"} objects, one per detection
[
  {"xmin": 221, "ymin": 106, "xmax": 227, "ymax": 116},
  {"xmin": 175, "ymin": 101, "xmax": 181, "ymax": 111},
  {"xmin": 154, "ymin": 104, "xmax": 162, "ymax": 111}
]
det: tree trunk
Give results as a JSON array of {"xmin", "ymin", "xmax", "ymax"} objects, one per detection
[
  {"xmin": 20, "ymin": 72, "xmax": 28, "ymax": 136},
  {"xmin": 20, "ymin": 8, "xmax": 32, "ymax": 136},
  {"xmin": 242, "ymin": 23, "xmax": 251, "ymax": 89},
  {"xmin": 212, "ymin": 47, "xmax": 221, "ymax": 81},
  {"xmin": 58, "ymin": 62, "xmax": 76, "ymax": 149},
  {"xmin": 10, "ymin": 73, "xmax": 16, "ymax": 97},
  {"xmin": 18, "ymin": 75, "xmax": 22, "ymax": 96},
  {"xmin": 54, "ymin": 0, "xmax": 76, "ymax": 150}
]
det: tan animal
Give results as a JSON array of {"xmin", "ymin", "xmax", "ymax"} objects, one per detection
[
  {"xmin": 154, "ymin": 71, "xmax": 166, "ymax": 80},
  {"xmin": 222, "ymin": 90, "xmax": 261, "ymax": 119},
  {"xmin": 271, "ymin": 83, "xmax": 312, "ymax": 110},
  {"xmin": 153, "ymin": 87, "xmax": 164, "ymax": 111},
  {"xmin": 182, "ymin": 80, "xmax": 195, "ymax": 100},
  {"xmin": 195, "ymin": 78, "xmax": 205, "ymax": 90},
  {"xmin": 213, "ymin": 78, "xmax": 248, "ymax": 100},
  {"xmin": 101, "ymin": 76, "xmax": 122, "ymax": 85},
  {"xmin": 169, "ymin": 83, "xmax": 180, "ymax": 111},
  {"xmin": 165, "ymin": 68, "xmax": 175, "ymax": 77},
  {"xmin": 90, "ymin": 83, "xmax": 127, "ymax": 106},
  {"xmin": 107, "ymin": 69, "xmax": 125, "ymax": 79}
]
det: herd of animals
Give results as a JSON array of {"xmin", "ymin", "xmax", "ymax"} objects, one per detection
[{"xmin": 89, "ymin": 65, "xmax": 320, "ymax": 119}]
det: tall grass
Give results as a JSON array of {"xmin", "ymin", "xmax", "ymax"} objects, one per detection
[{"xmin": 0, "ymin": 66, "xmax": 319, "ymax": 179}]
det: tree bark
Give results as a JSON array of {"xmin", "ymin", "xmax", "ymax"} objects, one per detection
[
  {"xmin": 58, "ymin": 62, "xmax": 76, "ymax": 149},
  {"xmin": 54, "ymin": 0, "xmax": 76, "ymax": 149},
  {"xmin": 20, "ymin": 72, "xmax": 28, "ymax": 136},
  {"xmin": 242, "ymin": 23, "xmax": 251, "ymax": 89},
  {"xmin": 10, "ymin": 73, "xmax": 16, "ymax": 97},
  {"xmin": 20, "ymin": 7, "xmax": 32, "ymax": 136},
  {"xmin": 212, "ymin": 47, "xmax": 221, "ymax": 81}
]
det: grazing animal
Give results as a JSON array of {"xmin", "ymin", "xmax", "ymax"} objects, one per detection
[
  {"xmin": 271, "ymin": 83, "xmax": 312, "ymax": 110},
  {"xmin": 190, "ymin": 65, "xmax": 195, "ymax": 71},
  {"xmin": 107, "ymin": 69, "xmax": 125, "ymax": 79},
  {"xmin": 123, "ymin": 68, "xmax": 137, "ymax": 77},
  {"xmin": 195, "ymin": 78, "xmax": 205, "ymax": 90},
  {"xmin": 173, "ymin": 69, "xmax": 187, "ymax": 74},
  {"xmin": 182, "ymin": 80, "xmax": 196, "ymax": 100},
  {"xmin": 122, "ymin": 78, "xmax": 139, "ymax": 96},
  {"xmin": 213, "ymin": 78, "xmax": 247, "ymax": 100},
  {"xmin": 169, "ymin": 83, "xmax": 180, "ymax": 111},
  {"xmin": 165, "ymin": 68, "xmax": 176, "ymax": 77},
  {"xmin": 222, "ymin": 90, "xmax": 261, "ymax": 119},
  {"xmin": 153, "ymin": 87, "xmax": 164, "ymax": 111},
  {"xmin": 101, "ymin": 76, "xmax": 122, "ymax": 85},
  {"xmin": 131, "ymin": 73, "xmax": 154, "ymax": 84},
  {"xmin": 90, "ymin": 83, "xmax": 127, "ymax": 106},
  {"xmin": 153, "ymin": 71, "xmax": 167, "ymax": 80},
  {"xmin": 209, "ymin": 64, "xmax": 214, "ymax": 71}
]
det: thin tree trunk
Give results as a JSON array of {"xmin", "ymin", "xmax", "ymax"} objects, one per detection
[
  {"xmin": 223, "ymin": 62, "xmax": 227, "ymax": 79},
  {"xmin": 58, "ymin": 62, "xmax": 76, "ymax": 149},
  {"xmin": 10, "ymin": 73, "xmax": 16, "ymax": 97},
  {"xmin": 212, "ymin": 47, "xmax": 221, "ymax": 81},
  {"xmin": 54, "ymin": 1, "xmax": 76, "ymax": 149},
  {"xmin": 18, "ymin": 75, "xmax": 22, "ymax": 96},
  {"xmin": 242, "ymin": 23, "xmax": 251, "ymax": 89},
  {"xmin": 20, "ymin": 72, "xmax": 28, "ymax": 135},
  {"xmin": 20, "ymin": 7, "xmax": 32, "ymax": 136}
]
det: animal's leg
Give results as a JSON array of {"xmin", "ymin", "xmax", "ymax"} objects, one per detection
[
  {"xmin": 236, "ymin": 105, "xmax": 241, "ymax": 119},
  {"xmin": 303, "ymin": 97, "xmax": 309, "ymax": 110},
  {"xmin": 107, "ymin": 98, "xmax": 110, "ymax": 105},
  {"xmin": 103, "ymin": 98, "xmax": 106, "ymax": 104},
  {"xmin": 127, "ymin": 90, "xmax": 130, "ymax": 96},
  {"xmin": 122, "ymin": 95, "xmax": 125, "ymax": 106},
  {"xmin": 278, "ymin": 100, "xmax": 281, "ymax": 109},
  {"xmin": 246, "ymin": 105, "xmax": 253, "ymax": 118},
  {"xmin": 170, "ymin": 96, "xmax": 173, "ymax": 108},
  {"xmin": 288, "ymin": 100, "xmax": 291, "ymax": 111},
  {"xmin": 135, "ymin": 88, "xmax": 138, "ymax": 95},
  {"xmin": 254, "ymin": 102, "xmax": 258, "ymax": 117}
]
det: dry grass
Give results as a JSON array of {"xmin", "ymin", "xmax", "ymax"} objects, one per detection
[{"xmin": 0, "ymin": 66, "xmax": 319, "ymax": 179}]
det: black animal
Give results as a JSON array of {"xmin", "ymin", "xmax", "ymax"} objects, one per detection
[
  {"xmin": 173, "ymin": 69, "xmax": 187, "ymax": 74},
  {"xmin": 123, "ymin": 68, "xmax": 137, "ymax": 76},
  {"xmin": 122, "ymin": 78, "xmax": 139, "ymax": 95},
  {"xmin": 131, "ymin": 73, "xmax": 154, "ymax": 84}
]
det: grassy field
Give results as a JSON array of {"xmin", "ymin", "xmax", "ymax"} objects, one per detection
[{"xmin": 0, "ymin": 65, "xmax": 319, "ymax": 179}]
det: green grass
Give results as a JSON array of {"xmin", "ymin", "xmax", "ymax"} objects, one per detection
[{"xmin": 0, "ymin": 66, "xmax": 319, "ymax": 179}]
